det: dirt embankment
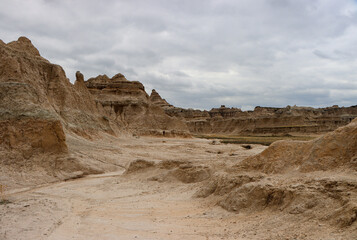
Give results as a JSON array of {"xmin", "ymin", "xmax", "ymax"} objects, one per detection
[{"xmin": 192, "ymin": 119, "xmax": 357, "ymax": 238}]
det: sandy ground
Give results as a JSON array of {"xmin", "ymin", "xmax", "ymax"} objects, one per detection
[{"xmin": 1, "ymin": 136, "xmax": 355, "ymax": 239}]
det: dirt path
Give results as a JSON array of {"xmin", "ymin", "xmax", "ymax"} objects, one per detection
[
  {"xmin": 3, "ymin": 169, "xmax": 352, "ymax": 240},
  {"xmin": 1, "ymin": 137, "xmax": 263, "ymax": 240},
  {"xmin": 1, "ymin": 171, "xmax": 245, "ymax": 240}
]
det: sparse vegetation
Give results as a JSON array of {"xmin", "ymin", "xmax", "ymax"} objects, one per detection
[
  {"xmin": 242, "ymin": 144, "xmax": 252, "ymax": 149},
  {"xmin": 195, "ymin": 134, "xmax": 318, "ymax": 146},
  {"xmin": 0, "ymin": 199, "xmax": 11, "ymax": 205},
  {"xmin": 0, "ymin": 184, "xmax": 9, "ymax": 205}
]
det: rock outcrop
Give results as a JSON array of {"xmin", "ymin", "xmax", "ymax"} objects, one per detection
[
  {"xmin": 150, "ymin": 90, "xmax": 357, "ymax": 135},
  {"xmin": 0, "ymin": 37, "xmax": 188, "ymax": 187},
  {"xmin": 149, "ymin": 89, "xmax": 173, "ymax": 109},
  {"xmin": 0, "ymin": 37, "xmax": 113, "ymax": 136},
  {"xmin": 85, "ymin": 75, "xmax": 189, "ymax": 137},
  {"xmin": 238, "ymin": 117, "xmax": 357, "ymax": 173},
  {"xmin": 0, "ymin": 37, "xmax": 120, "ymax": 186}
]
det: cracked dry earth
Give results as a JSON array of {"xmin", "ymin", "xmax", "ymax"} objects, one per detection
[{"xmin": 0, "ymin": 136, "xmax": 355, "ymax": 239}]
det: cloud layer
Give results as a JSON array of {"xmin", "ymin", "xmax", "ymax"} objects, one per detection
[{"xmin": 1, "ymin": 0, "xmax": 357, "ymax": 110}]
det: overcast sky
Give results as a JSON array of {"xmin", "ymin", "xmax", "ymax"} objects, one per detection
[{"xmin": 1, "ymin": 0, "xmax": 357, "ymax": 110}]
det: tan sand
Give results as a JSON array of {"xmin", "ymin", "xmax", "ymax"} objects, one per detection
[{"xmin": 2, "ymin": 135, "xmax": 356, "ymax": 240}]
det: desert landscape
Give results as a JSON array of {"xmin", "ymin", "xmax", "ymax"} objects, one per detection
[{"xmin": 0, "ymin": 36, "xmax": 356, "ymax": 240}]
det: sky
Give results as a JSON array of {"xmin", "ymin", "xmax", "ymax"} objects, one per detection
[{"xmin": 1, "ymin": 0, "xmax": 357, "ymax": 110}]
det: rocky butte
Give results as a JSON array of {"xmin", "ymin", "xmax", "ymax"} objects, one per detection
[{"xmin": 85, "ymin": 74, "xmax": 188, "ymax": 136}]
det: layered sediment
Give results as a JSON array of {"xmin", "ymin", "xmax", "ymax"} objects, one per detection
[
  {"xmin": 150, "ymin": 90, "xmax": 357, "ymax": 135},
  {"xmin": 0, "ymin": 37, "xmax": 189, "ymax": 187},
  {"xmin": 85, "ymin": 75, "xmax": 189, "ymax": 137}
]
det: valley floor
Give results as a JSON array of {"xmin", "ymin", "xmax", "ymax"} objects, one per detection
[{"xmin": 1, "ymin": 136, "xmax": 356, "ymax": 239}]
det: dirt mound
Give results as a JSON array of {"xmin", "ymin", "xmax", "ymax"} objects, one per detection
[
  {"xmin": 237, "ymin": 118, "xmax": 357, "ymax": 173},
  {"xmin": 169, "ymin": 164, "xmax": 211, "ymax": 183},
  {"xmin": 125, "ymin": 159, "xmax": 211, "ymax": 184},
  {"xmin": 218, "ymin": 177, "xmax": 357, "ymax": 228},
  {"xmin": 194, "ymin": 172, "xmax": 264, "ymax": 198},
  {"xmin": 125, "ymin": 159, "xmax": 155, "ymax": 173},
  {"xmin": 194, "ymin": 170, "xmax": 357, "ymax": 231}
]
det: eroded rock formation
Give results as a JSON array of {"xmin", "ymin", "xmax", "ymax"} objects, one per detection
[
  {"xmin": 149, "ymin": 89, "xmax": 173, "ymax": 109},
  {"xmin": 238, "ymin": 117, "xmax": 357, "ymax": 173},
  {"xmin": 0, "ymin": 37, "xmax": 189, "ymax": 187},
  {"xmin": 193, "ymin": 114, "xmax": 357, "ymax": 232},
  {"xmin": 150, "ymin": 90, "xmax": 357, "ymax": 135},
  {"xmin": 85, "ymin": 75, "xmax": 189, "ymax": 137},
  {"xmin": 0, "ymin": 37, "xmax": 119, "ymax": 185}
]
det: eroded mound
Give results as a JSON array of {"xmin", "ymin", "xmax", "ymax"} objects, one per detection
[
  {"xmin": 238, "ymin": 118, "xmax": 357, "ymax": 173},
  {"xmin": 125, "ymin": 159, "xmax": 211, "ymax": 184},
  {"xmin": 192, "ymin": 118, "xmax": 357, "ymax": 234},
  {"xmin": 211, "ymin": 175, "xmax": 357, "ymax": 228},
  {"xmin": 125, "ymin": 159, "xmax": 156, "ymax": 173}
]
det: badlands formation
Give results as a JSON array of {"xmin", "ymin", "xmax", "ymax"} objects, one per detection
[
  {"xmin": 0, "ymin": 37, "xmax": 356, "ymax": 240},
  {"xmin": 151, "ymin": 89, "xmax": 357, "ymax": 135}
]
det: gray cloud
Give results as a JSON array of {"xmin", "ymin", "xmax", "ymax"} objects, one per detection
[{"xmin": 1, "ymin": 0, "xmax": 357, "ymax": 110}]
